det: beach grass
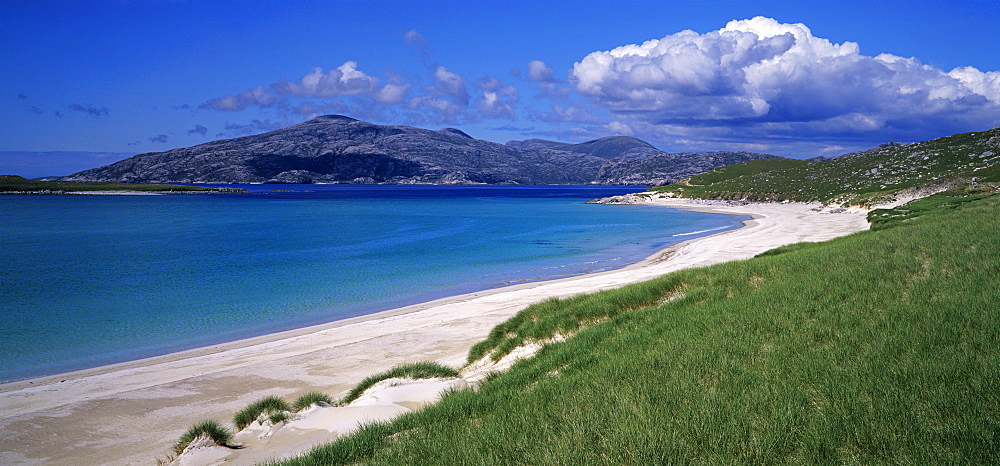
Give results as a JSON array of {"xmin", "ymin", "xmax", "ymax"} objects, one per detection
[
  {"xmin": 268, "ymin": 411, "xmax": 292, "ymax": 424},
  {"xmin": 233, "ymin": 396, "xmax": 293, "ymax": 430},
  {"xmin": 293, "ymin": 392, "xmax": 334, "ymax": 411},
  {"xmin": 173, "ymin": 420, "xmax": 232, "ymax": 455},
  {"xmin": 274, "ymin": 193, "xmax": 999, "ymax": 465},
  {"xmin": 339, "ymin": 362, "xmax": 460, "ymax": 406}
]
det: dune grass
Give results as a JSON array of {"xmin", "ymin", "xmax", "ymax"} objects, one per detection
[
  {"xmin": 339, "ymin": 362, "xmax": 459, "ymax": 406},
  {"xmin": 173, "ymin": 420, "xmax": 232, "ymax": 455},
  {"xmin": 467, "ymin": 277, "xmax": 684, "ymax": 364},
  {"xmin": 274, "ymin": 194, "xmax": 999, "ymax": 465},
  {"xmin": 293, "ymin": 392, "xmax": 334, "ymax": 411},
  {"xmin": 233, "ymin": 396, "xmax": 293, "ymax": 430}
]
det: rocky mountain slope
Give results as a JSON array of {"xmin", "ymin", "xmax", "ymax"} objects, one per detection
[{"xmin": 60, "ymin": 115, "xmax": 775, "ymax": 185}]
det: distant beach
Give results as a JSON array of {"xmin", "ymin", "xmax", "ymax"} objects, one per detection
[{"xmin": 0, "ymin": 197, "xmax": 870, "ymax": 465}]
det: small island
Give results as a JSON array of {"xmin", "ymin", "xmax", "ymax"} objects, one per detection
[{"xmin": 0, "ymin": 175, "xmax": 246, "ymax": 194}]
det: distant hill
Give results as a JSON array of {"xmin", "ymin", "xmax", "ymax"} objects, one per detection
[
  {"xmin": 58, "ymin": 115, "xmax": 776, "ymax": 185},
  {"xmin": 653, "ymin": 127, "xmax": 1000, "ymax": 205},
  {"xmin": 0, "ymin": 175, "xmax": 225, "ymax": 193}
]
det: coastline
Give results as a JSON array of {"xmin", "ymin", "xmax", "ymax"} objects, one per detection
[{"xmin": 0, "ymin": 198, "xmax": 871, "ymax": 465}]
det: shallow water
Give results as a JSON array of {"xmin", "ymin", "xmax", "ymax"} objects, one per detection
[{"xmin": 0, "ymin": 185, "xmax": 747, "ymax": 382}]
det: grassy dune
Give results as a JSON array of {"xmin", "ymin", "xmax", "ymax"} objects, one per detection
[{"xmin": 276, "ymin": 194, "xmax": 999, "ymax": 465}]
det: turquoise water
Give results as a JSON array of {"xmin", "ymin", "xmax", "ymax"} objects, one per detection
[{"xmin": 0, "ymin": 185, "xmax": 747, "ymax": 382}]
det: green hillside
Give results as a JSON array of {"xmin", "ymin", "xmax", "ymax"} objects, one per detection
[
  {"xmin": 0, "ymin": 175, "xmax": 216, "ymax": 193},
  {"xmin": 652, "ymin": 127, "xmax": 1000, "ymax": 205},
  {"xmin": 275, "ymin": 191, "xmax": 999, "ymax": 465}
]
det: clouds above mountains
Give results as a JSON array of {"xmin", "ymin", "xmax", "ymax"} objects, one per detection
[
  {"xmin": 570, "ymin": 16, "xmax": 1000, "ymax": 146},
  {"xmin": 194, "ymin": 18, "xmax": 999, "ymax": 155}
]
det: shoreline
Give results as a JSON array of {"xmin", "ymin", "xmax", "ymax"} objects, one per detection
[
  {"xmin": 0, "ymin": 198, "xmax": 871, "ymax": 465},
  {"xmin": 0, "ymin": 203, "xmax": 749, "ymax": 394}
]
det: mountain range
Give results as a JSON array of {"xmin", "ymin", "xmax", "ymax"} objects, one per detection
[{"xmin": 58, "ymin": 115, "xmax": 776, "ymax": 185}]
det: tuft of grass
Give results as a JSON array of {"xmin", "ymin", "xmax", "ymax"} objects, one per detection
[
  {"xmin": 339, "ymin": 362, "xmax": 459, "ymax": 406},
  {"xmin": 233, "ymin": 396, "xmax": 293, "ymax": 430},
  {"xmin": 173, "ymin": 420, "xmax": 232, "ymax": 455},
  {"xmin": 274, "ymin": 194, "xmax": 999, "ymax": 465},
  {"xmin": 269, "ymin": 411, "xmax": 292, "ymax": 424},
  {"xmin": 293, "ymin": 392, "xmax": 334, "ymax": 411}
]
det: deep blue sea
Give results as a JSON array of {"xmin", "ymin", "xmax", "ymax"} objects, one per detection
[{"xmin": 0, "ymin": 185, "xmax": 747, "ymax": 382}]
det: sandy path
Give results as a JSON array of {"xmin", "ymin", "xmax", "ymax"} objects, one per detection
[{"xmin": 0, "ymin": 199, "xmax": 870, "ymax": 465}]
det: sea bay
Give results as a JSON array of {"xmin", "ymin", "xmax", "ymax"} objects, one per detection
[{"xmin": 0, "ymin": 185, "xmax": 747, "ymax": 382}]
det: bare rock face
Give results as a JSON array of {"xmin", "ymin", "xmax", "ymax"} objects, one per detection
[{"xmin": 62, "ymin": 115, "xmax": 776, "ymax": 185}]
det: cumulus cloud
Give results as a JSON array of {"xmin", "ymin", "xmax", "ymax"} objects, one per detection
[
  {"xmin": 400, "ymin": 66, "xmax": 476, "ymax": 123},
  {"xmin": 526, "ymin": 59, "xmax": 570, "ymax": 98},
  {"xmin": 570, "ymin": 16, "xmax": 1000, "ymax": 145},
  {"xmin": 275, "ymin": 62, "xmax": 380, "ymax": 98},
  {"xmin": 405, "ymin": 96, "xmax": 466, "ymax": 124},
  {"xmin": 527, "ymin": 60, "xmax": 555, "ymax": 82},
  {"xmin": 148, "ymin": 134, "xmax": 169, "ymax": 143},
  {"xmin": 18, "ymin": 93, "xmax": 28, "ymax": 100},
  {"xmin": 68, "ymin": 103, "xmax": 110, "ymax": 118},
  {"xmin": 187, "ymin": 124, "xmax": 208, "ymax": 136},
  {"xmin": 430, "ymin": 66, "xmax": 469, "ymax": 105},
  {"xmin": 475, "ymin": 76, "xmax": 518, "ymax": 119},
  {"xmin": 375, "ymin": 82, "xmax": 411, "ymax": 104},
  {"xmin": 201, "ymin": 62, "xmax": 382, "ymax": 112}
]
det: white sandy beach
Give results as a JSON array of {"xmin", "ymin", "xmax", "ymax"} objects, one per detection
[{"xmin": 0, "ymin": 198, "xmax": 871, "ymax": 465}]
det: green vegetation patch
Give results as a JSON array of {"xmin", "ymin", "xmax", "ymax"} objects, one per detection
[
  {"xmin": 0, "ymin": 174, "xmax": 215, "ymax": 192},
  {"xmin": 233, "ymin": 396, "xmax": 293, "ymax": 430},
  {"xmin": 276, "ymin": 194, "xmax": 999, "ymax": 465},
  {"xmin": 293, "ymin": 392, "xmax": 334, "ymax": 411},
  {"xmin": 867, "ymin": 186, "xmax": 999, "ymax": 230},
  {"xmin": 467, "ymin": 277, "xmax": 685, "ymax": 364},
  {"xmin": 653, "ymin": 127, "xmax": 1000, "ymax": 205},
  {"xmin": 173, "ymin": 420, "xmax": 232, "ymax": 455},
  {"xmin": 339, "ymin": 362, "xmax": 459, "ymax": 406}
]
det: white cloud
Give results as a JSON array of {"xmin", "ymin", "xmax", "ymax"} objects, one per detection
[
  {"xmin": 431, "ymin": 66, "xmax": 469, "ymax": 105},
  {"xmin": 527, "ymin": 60, "xmax": 555, "ymax": 82},
  {"xmin": 404, "ymin": 29, "xmax": 426, "ymax": 45},
  {"xmin": 475, "ymin": 76, "xmax": 518, "ymax": 119},
  {"xmin": 477, "ymin": 91, "xmax": 514, "ymax": 119},
  {"xmin": 570, "ymin": 16, "xmax": 1000, "ymax": 143},
  {"xmin": 277, "ymin": 62, "xmax": 380, "ymax": 98},
  {"xmin": 375, "ymin": 82, "xmax": 412, "ymax": 104}
]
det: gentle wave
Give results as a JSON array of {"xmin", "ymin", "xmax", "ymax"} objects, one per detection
[{"xmin": 671, "ymin": 225, "xmax": 733, "ymax": 237}]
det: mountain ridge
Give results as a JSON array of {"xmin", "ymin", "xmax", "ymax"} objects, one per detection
[{"xmin": 59, "ymin": 115, "xmax": 777, "ymax": 185}]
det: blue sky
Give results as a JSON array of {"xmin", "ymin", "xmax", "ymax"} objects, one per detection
[{"xmin": 2, "ymin": 0, "xmax": 998, "ymax": 177}]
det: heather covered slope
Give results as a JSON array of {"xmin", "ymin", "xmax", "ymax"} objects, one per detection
[
  {"xmin": 60, "ymin": 115, "xmax": 775, "ymax": 185},
  {"xmin": 275, "ymin": 193, "xmax": 999, "ymax": 465},
  {"xmin": 653, "ymin": 127, "xmax": 1000, "ymax": 204}
]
